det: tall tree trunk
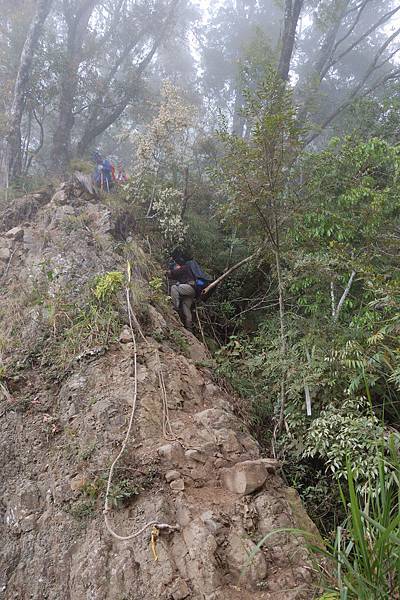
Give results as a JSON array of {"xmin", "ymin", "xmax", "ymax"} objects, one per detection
[
  {"xmin": 232, "ymin": 87, "xmax": 245, "ymax": 137},
  {"xmin": 51, "ymin": 0, "xmax": 96, "ymax": 171},
  {"xmin": 6, "ymin": 0, "xmax": 53, "ymax": 183},
  {"xmin": 277, "ymin": 0, "xmax": 304, "ymax": 81}
]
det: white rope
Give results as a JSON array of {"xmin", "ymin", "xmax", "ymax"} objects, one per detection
[
  {"xmin": 103, "ymin": 263, "xmax": 178, "ymax": 541},
  {"xmin": 156, "ymin": 349, "xmax": 175, "ymax": 441},
  {"xmin": 126, "ymin": 285, "xmax": 175, "ymax": 441}
]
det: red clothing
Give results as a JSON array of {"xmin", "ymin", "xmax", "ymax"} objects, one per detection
[{"xmin": 117, "ymin": 169, "xmax": 127, "ymax": 182}]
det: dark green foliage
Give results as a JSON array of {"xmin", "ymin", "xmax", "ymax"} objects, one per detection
[{"xmin": 210, "ymin": 95, "xmax": 400, "ymax": 535}]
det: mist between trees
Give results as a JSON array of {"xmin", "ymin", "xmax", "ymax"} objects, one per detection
[
  {"xmin": 1, "ymin": 0, "xmax": 399, "ymax": 184},
  {"xmin": 1, "ymin": 1, "xmax": 400, "ymax": 594}
]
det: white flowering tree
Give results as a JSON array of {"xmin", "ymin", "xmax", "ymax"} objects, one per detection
[
  {"xmin": 152, "ymin": 188, "xmax": 188, "ymax": 247},
  {"xmin": 131, "ymin": 80, "xmax": 196, "ymax": 248},
  {"xmin": 137, "ymin": 80, "xmax": 195, "ymax": 175}
]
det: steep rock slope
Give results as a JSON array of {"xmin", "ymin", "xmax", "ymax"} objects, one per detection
[{"xmin": 0, "ymin": 182, "xmax": 320, "ymax": 600}]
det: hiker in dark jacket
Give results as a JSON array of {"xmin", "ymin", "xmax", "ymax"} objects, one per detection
[{"xmin": 167, "ymin": 253, "xmax": 196, "ymax": 332}]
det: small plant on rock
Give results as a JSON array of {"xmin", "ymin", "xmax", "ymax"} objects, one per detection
[
  {"xmin": 67, "ymin": 498, "xmax": 96, "ymax": 520},
  {"xmin": 149, "ymin": 276, "xmax": 169, "ymax": 307},
  {"xmin": 92, "ymin": 271, "xmax": 124, "ymax": 302},
  {"xmin": 78, "ymin": 441, "xmax": 97, "ymax": 461},
  {"xmin": 108, "ymin": 479, "xmax": 142, "ymax": 508}
]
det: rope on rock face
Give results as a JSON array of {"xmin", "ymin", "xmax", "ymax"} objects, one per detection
[
  {"xmin": 156, "ymin": 348, "xmax": 175, "ymax": 441},
  {"xmin": 125, "ymin": 295, "xmax": 175, "ymax": 441},
  {"xmin": 124, "ymin": 266, "xmax": 175, "ymax": 441},
  {"xmin": 103, "ymin": 262, "xmax": 178, "ymax": 542},
  {"xmin": 124, "ymin": 267, "xmax": 175, "ymax": 442}
]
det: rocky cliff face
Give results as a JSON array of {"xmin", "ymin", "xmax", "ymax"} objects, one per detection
[{"xmin": 0, "ymin": 181, "xmax": 320, "ymax": 600}]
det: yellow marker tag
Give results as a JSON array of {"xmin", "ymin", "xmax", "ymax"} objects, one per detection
[{"xmin": 151, "ymin": 526, "xmax": 159, "ymax": 562}]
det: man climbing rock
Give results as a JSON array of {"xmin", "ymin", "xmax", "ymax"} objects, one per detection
[
  {"xmin": 167, "ymin": 251, "xmax": 212, "ymax": 332},
  {"xmin": 167, "ymin": 251, "xmax": 196, "ymax": 332}
]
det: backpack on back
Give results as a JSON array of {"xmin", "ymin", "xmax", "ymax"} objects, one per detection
[{"xmin": 187, "ymin": 260, "xmax": 213, "ymax": 298}]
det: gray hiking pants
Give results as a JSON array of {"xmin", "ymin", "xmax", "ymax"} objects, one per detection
[{"xmin": 171, "ymin": 283, "xmax": 196, "ymax": 330}]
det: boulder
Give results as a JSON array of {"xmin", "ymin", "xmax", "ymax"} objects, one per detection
[
  {"xmin": 165, "ymin": 470, "xmax": 181, "ymax": 483},
  {"xmin": 225, "ymin": 529, "xmax": 267, "ymax": 589},
  {"xmin": 200, "ymin": 511, "xmax": 221, "ymax": 533},
  {"xmin": 214, "ymin": 457, "xmax": 228, "ymax": 469},
  {"xmin": 203, "ymin": 383, "xmax": 219, "ymax": 397},
  {"xmin": 185, "ymin": 449, "xmax": 206, "ymax": 463},
  {"xmin": 119, "ymin": 327, "xmax": 132, "ymax": 343},
  {"xmin": 147, "ymin": 305, "xmax": 167, "ymax": 330},
  {"xmin": 170, "ymin": 479, "xmax": 185, "ymax": 492},
  {"xmin": 194, "ymin": 408, "xmax": 235, "ymax": 430},
  {"xmin": 184, "ymin": 333, "xmax": 209, "ymax": 363},
  {"xmin": 170, "ymin": 578, "xmax": 191, "ymax": 600},
  {"xmin": 221, "ymin": 460, "xmax": 270, "ymax": 495},
  {"xmin": 5, "ymin": 226, "xmax": 24, "ymax": 241},
  {"xmin": 158, "ymin": 442, "xmax": 185, "ymax": 465},
  {"xmin": 19, "ymin": 482, "xmax": 42, "ymax": 512},
  {"xmin": 285, "ymin": 487, "xmax": 325, "ymax": 550},
  {"xmin": 0, "ymin": 247, "xmax": 11, "ymax": 262},
  {"xmin": 215, "ymin": 428, "xmax": 242, "ymax": 453}
]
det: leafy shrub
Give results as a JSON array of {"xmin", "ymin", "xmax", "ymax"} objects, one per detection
[
  {"xmin": 149, "ymin": 276, "xmax": 169, "ymax": 307},
  {"xmin": 35, "ymin": 271, "xmax": 126, "ymax": 377},
  {"xmin": 108, "ymin": 479, "xmax": 142, "ymax": 508},
  {"xmin": 304, "ymin": 408, "xmax": 387, "ymax": 489},
  {"xmin": 214, "ymin": 308, "xmax": 400, "ymax": 525},
  {"xmin": 92, "ymin": 271, "xmax": 124, "ymax": 302}
]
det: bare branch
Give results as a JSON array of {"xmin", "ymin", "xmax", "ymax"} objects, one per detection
[
  {"xmin": 332, "ymin": 0, "xmax": 372, "ymax": 56},
  {"xmin": 330, "ymin": 280, "xmax": 336, "ymax": 319},
  {"xmin": 333, "ymin": 271, "xmax": 356, "ymax": 322},
  {"xmin": 202, "ymin": 249, "xmax": 262, "ymax": 297},
  {"xmin": 325, "ymin": 4, "xmax": 400, "ymax": 78},
  {"xmin": 306, "ymin": 27, "xmax": 400, "ymax": 145},
  {"xmin": 24, "ymin": 108, "xmax": 45, "ymax": 174}
]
